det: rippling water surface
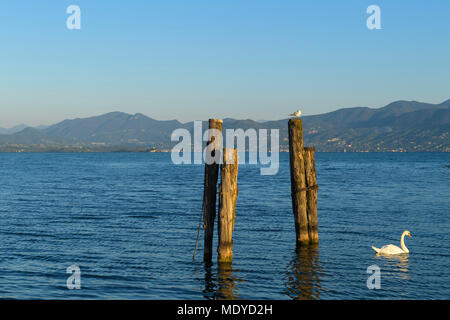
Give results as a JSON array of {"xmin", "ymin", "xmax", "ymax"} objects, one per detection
[{"xmin": 0, "ymin": 152, "xmax": 449, "ymax": 299}]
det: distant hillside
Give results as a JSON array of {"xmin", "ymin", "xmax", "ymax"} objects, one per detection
[
  {"xmin": 0, "ymin": 124, "xmax": 49, "ymax": 135},
  {"xmin": 43, "ymin": 112, "xmax": 182, "ymax": 146},
  {"xmin": 0, "ymin": 124, "xmax": 28, "ymax": 135},
  {"xmin": 0, "ymin": 99, "xmax": 449, "ymax": 152}
]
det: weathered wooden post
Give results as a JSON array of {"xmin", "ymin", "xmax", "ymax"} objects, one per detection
[
  {"xmin": 288, "ymin": 119, "xmax": 309, "ymax": 245},
  {"xmin": 217, "ymin": 148, "xmax": 239, "ymax": 263},
  {"xmin": 203, "ymin": 119, "xmax": 223, "ymax": 263},
  {"xmin": 304, "ymin": 147, "xmax": 319, "ymax": 243}
]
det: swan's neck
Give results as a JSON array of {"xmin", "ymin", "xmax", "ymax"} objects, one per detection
[{"xmin": 400, "ymin": 232, "xmax": 409, "ymax": 253}]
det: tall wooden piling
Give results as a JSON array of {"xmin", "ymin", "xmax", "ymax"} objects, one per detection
[
  {"xmin": 288, "ymin": 119, "xmax": 310, "ymax": 245},
  {"xmin": 217, "ymin": 148, "xmax": 239, "ymax": 263},
  {"xmin": 203, "ymin": 119, "xmax": 223, "ymax": 263},
  {"xmin": 304, "ymin": 147, "xmax": 319, "ymax": 243}
]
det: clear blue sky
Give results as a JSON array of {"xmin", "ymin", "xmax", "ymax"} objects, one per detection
[{"xmin": 0, "ymin": 0, "xmax": 449, "ymax": 127}]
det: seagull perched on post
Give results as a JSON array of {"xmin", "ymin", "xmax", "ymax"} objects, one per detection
[{"xmin": 289, "ymin": 109, "xmax": 301, "ymax": 118}]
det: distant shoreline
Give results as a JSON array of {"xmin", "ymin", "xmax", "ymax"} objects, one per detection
[{"xmin": 0, "ymin": 147, "xmax": 448, "ymax": 153}]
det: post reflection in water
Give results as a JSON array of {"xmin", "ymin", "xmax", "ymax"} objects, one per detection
[
  {"xmin": 285, "ymin": 244, "xmax": 322, "ymax": 300},
  {"xmin": 203, "ymin": 262, "xmax": 243, "ymax": 300}
]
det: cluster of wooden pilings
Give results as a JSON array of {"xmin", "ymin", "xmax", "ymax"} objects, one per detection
[
  {"xmin": 202, "ymin": 119, "xmax": 239, "ymax": 264},
  {"xmin": 288, "ymin": 118, "xmax": 319, "ymax": 245},
  {"xmin": 199, "ymin": 117, "xmax": 318, "ymax": 264}
]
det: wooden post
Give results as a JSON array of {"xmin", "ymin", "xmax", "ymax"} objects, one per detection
[
  {"xmin": 304, "ymin": 147, "xmax": 319, "ymax": 243},
  {"xmin": 217, "ymin": 148, "xmax": 239, "ymax": 263},
  {"xmin": 203, "ymin": 119, "xmax": 223, "ymax": 263},
  {"xmin": 288, "ymin": 119, "xmax": 309, "ymax": 245}
]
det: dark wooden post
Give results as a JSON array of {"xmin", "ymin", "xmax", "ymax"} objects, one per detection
[
  {"xmin": 288, "ymin": 119, "xmax": 309, "ymax": 245},
  {"xmin": 304, "ymin": 147, "xmax": 319, "ymax": 243},
  {"xmin": 203, "ymin": 119, "xmax": 223, "ymax": 263},
  {"xmin": 218, "ymin": 148, "xmax": 239, "ymax": 263}
]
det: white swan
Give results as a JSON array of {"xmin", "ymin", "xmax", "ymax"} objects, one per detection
[{"xmin": 372, "ymin": 231, "xmax": 412, "ymax": 255}]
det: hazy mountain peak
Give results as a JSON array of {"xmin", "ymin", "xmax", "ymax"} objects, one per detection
[
  {"xmin": 131, "ymin": 113, "xmax": 155, "ymax": 121},
  {"xmin": 16, "ymin": 127, "xmax": 39, "ymax": 134},
  {"xmin": 376, "ymin": 99, "xmax": 446, "ymax": 117},
  {"xmin": 0, "ymin": 124, "xmax": 28, "ymax": 135}
]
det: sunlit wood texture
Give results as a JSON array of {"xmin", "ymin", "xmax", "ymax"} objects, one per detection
[
  {"xmin": 288, "ymin": 119, "xmax": 309, "ymax": 245},
  {"xmin": 304, "ymin": 147, "xmax": 319, "ymax": 243},
  {"xmin": 218, "ymin": 148, "xmax": 239, "ymax": 263}
]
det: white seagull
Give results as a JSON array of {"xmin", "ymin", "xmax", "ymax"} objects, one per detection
[{"xmin": 289, "ymin": 110, "xmax": 301, "ymax": 118}]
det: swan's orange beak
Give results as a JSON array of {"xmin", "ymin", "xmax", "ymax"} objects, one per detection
[{"xmin": 408, "ymin": 234, "xmax": 412, "ymax": 238}]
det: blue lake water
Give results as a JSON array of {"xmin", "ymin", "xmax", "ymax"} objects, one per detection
[{"xmin": 0, "ymin": 152, "xmax": 449, "ymax": 299}]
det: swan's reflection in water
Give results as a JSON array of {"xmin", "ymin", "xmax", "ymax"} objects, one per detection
[
  {"xmin": 374, "ymin": 253, "xmax": 410, "ymax": 280},
  {"xmin": 285, "ymin": 244, "xmax": 322, "ymax": 300},
  {"xmin": 203, "ymin": 262, "xmax": 243, "ymax": 300}
]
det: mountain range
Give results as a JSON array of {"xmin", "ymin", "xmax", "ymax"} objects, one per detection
[{"xmin": 1, "ymin": 99, "xmax": 449, "ymax": 152}]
